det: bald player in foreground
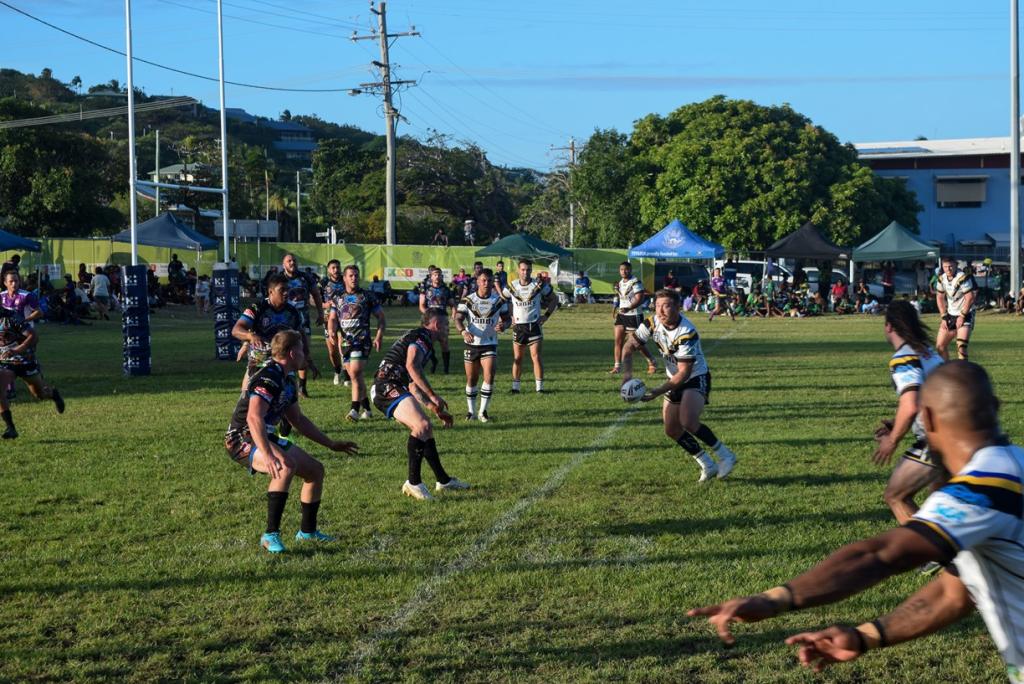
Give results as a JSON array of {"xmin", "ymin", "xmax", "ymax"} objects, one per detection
[{"xmin": 689, "ymin": 362, "xmax": 1024, "ymax": 682}]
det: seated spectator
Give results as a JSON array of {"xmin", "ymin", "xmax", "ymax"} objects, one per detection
[
  {"xmin": 431, "ymin": 228, "xmax": 449, "ymax": 246},
  {"xmin": 195, "ymin": 274, "xmax": 210, "ymax": 316},
  {"xmin": 861, "ymin": 296, "xmax": 881, "ymax": 314},
  {"xmin": 829, "ymin": 280, "xmax": 847, "ymax": 311},
  {"xmin": 663, "ymin": 270, "xmax": 679, "ymax": 290},
  {"xmin": 574, "ymin": 271, "xmax": 592, "ymax": 303},
  {"xmin": 77, "ymin": 262, "xmax": 92, "ymax": 287},
  {"xmin": 452, "ymin": 268, "xmax": 471, "ymax": 297},
  {"xmin": 854, "ymin": 278, "xmax": 869, "ymax": 309}
]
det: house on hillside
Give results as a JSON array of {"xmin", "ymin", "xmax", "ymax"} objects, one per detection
[
  {"xmin": 225, "ymin": 108, "xmax": 319, "ymax": 162},
  {"xmin": 856, "ymin": 137, "xmax": 1022, "ymax": 259}
]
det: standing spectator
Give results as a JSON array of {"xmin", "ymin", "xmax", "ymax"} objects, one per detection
[
  {"xmin": 431, "ymin": 228, "xmax": 449, "ymax": 246},
  {"xmin": 723, "ymin": 257, "xmax": 737, "ymax": 290},
  {"xmin": 168, "ymin": 253, "xmax": 185, "ymax": 283},
  {"xmin": 186, "ymin": 268, "xmax": 198, "ymax": 302},
  {"xmin": 915, "ymin": 261, "xmax": 930, "ymax": 296},
  {"xmin": 88, "ymin": 266, "xmax": 111, "ymax": 320},
  {"xmin": 195, "ymin": 275, "xmax": 211, "ymax": 316},
  {"xmin": 107, "ymin": 265, "xmax": 122, "ymax": 300},
  {"xmin": 494, "ymin": 261, "xmax": 509, "ymax": 291},
  {"xmin": 881, "ymin": 261, "xmax": 896, "ymax": 300},
  {"xmin": 77, "ymin": 263, "xmax": 92, "ymax": 287},
  {"xmin": 1, "ymin": 254, "xmax": 20, "ymax": 278},
  {"xmin": 463, "ymin": 219, "xmax": 476, "ymax": 246}
]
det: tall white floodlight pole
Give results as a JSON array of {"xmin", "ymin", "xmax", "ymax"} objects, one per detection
[
  {"xmin": 1012, "ymin": 0, "xmax": 1021, "ymax": 298},
  {"xmin": 124, "ymin": 0, "xmax": 139, "ymax": 266},
  {"xmin": 296, "ymin": 170, "xmax": 302, "ymax": 242},
  {"xmin": 217, "ymin": 0, "xmax": 230, "ymax": 262}
]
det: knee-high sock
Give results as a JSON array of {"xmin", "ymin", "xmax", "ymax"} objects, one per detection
[
  {"xmin": 407, "ymin": 436, "xmax": 425, "ymax": 485},
  {"xmin": 266, "ymin": 491, "xmax": 288, "ymax": 534},
  {"xmin": 956, "ymin": 340, "xmax": 969, "ymax": 361},
  {"xmin": 422, "ymin": 438, "xmax": 450, "ymax": 484},
  {"xmin": 693, "ymin": 423, "xmax": 721, "ymax": 450},
  {"xmin": 466, "ymin": 386, "xmax": 478, "ymax": 414},
  {"xmin": 479, "ymin": 383, "xmax": 493, "ymax": 414}
]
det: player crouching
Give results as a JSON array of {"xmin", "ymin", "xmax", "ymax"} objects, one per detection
[
  {"xmin": 224, "ymin": 330, "xmax": 358, "ymax": 554},
  {"xmin": 621, "ymin": 288, "xmax": 737, "ymax": 482},
  {"xmin": 0, "ymin": 306, "xmax": 65, "ymax": 439},
  {"xmin": 371, "ymin": 307, "xmax": 469, "ymax": 500}
]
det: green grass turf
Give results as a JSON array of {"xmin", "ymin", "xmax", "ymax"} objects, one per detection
[{"xmin": 1, "ymin": 304, "xmax": 1021, "ymax": 683}]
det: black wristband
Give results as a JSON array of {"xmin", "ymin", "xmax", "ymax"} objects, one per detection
[
  {"xmin": 851, "ymin": 626, "xmax": 868, "ymax": 655},
  {"xmin": 871, "ymin": 619, "xmax": 889, "ymax": 647},
  {"xmin": 782, "ymin": 583, "xmax": 799, "ymax": 609}
]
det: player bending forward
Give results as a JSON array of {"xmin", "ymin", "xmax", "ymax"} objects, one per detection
[
  {"xmin": 621, "ymin": 288, "xmax": 736, "ymax": 482},
  {"xmin": 370, "ymin": 308, "xmax": 470, "ymax": 501},
  {"xmin": 872, "ymin": 301, "xmax": 944, "ymax": 526},
  {"xmin": 224, "ymin": 330, "xmax": 358, "ymax": 554},
  {"xmin": 456, "ymin": 268, "xmax": 510, "ymax": 422},
  {"xmin": 0, "ymin": 306, "xmax": 65, "ymax": 439}
]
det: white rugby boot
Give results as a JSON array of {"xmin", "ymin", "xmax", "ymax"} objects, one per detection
[
  {"xmin": 435, "ymin": 477, "xmax": 471, "ymax": 492},
  {"xmin": 715, "ymin": 445, "xmax": 737, "ymax": 479},
  {"xmin": 402, "ymin": 481, "xmax": 433, "ymax": 501},
  {"xmin": 695, "ymin": 452, "xmax": 718, "ymax": 483}
]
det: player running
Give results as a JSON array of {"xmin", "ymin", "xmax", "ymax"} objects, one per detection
[
  {"xmin": 0, "ymin": 306, "xmax": 65, "ymax": 439},
  {"xmin": 935, "ymin": 256, "xmax": 977, "ymax": 361},
  {"xmin": 872, "ymin": 301, "xmax": 944, "ymax": 526},
  {"xmin": 621, "ymin": 288, "xmax": 737, "ymax": 482},
  {"xmin": 455, "ymin": 268, "xmax": 511, "ymax": 422},
  {"xmin": 419, "ymin": 268, "xmax": 456, "ymax": 373},
  {"xmin": 327, "ymin": 265, "xmax": 385, "ymax": 422},
  {"xmin": 224, "ymin": 330, "xmax": 358, "ymax": 554},
  {"xmin": 281, "ymin": 253, "xmax": 322, "ymax": 396},
  {"xmin": 2, "ymin": 271, "xmax": 41, "ymax": 321},
  {"xmin": 501, "ymin": 258, "xmax": 558, "ymax": 393},
  {"xmin": 689, "ymin": 363, "xmax": 1024, "ymax": 682},
  {"xmin": 370, "ymin": 308, "xmax": 469, "ymax": 501},
  {"xmin": 610, "ymin": 261, "xmax": 657, "ymax": 375},
  {"xmin": 232, "ymin": 273, "xmax": 305, "ymax": 391},
  {"xmin": 707, "ymin": 267, "xmax": 736, "ymax": 322},
  {"xmin": 320, "ymin": 259, "xmax": 349, "ymax": 386}
]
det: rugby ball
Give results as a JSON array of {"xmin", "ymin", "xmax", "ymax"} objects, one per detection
[{"xmin": 620, "ymin": 378, "xmax": 646, "ymax": 403}]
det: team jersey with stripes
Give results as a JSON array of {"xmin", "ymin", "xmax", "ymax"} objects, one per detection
[
  {"xmin": 457, "ymin": 291, "xmax": 507, "ymax": 346},
  {"xmin": 889, "ymin": 343, "xmax": 943, "ymax": 440},
  {"xmin": 501, "ymin": 279, "xmax": 550, "ymax": 324},
  {"xmin": 907, "ymin": 444, "xmax": 1024, "ymax": 681},
  {"xmin": 633, "ymin": 314, "xmax": 708, "ymax": 379},
  {"xmin": 938, "ymin": 271, "xmax": 976, "ymax": 316},
  {"xmin": 615, "ymin": 277, "xmax": 644, "ymax": 312}
]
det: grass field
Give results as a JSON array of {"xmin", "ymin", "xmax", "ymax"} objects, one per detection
[{"xmin": 2, "ymin": 304, "xmax": 1021, "ymax": 683}]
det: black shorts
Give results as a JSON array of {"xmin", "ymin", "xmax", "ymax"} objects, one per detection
[
  {"xmin": 901, "ymin": 438, "xmax": 940, "ymax": 468},
  {"xmin": 615, "ymin": 312, "xmax": 643, "ymax": 331},
  {"xmin": 297, "ymin": 311, "xmax": 312, "ymax": 337},
  {"xmin": 513, "ymin": 322, "xmax": 543, "ymax": 346},
  {"xmin": 944, "ymin": 310, "xmax": 976, "ymax": 331},
  {"xmin": 464, "ymin": 344, "xmax": 498, "ymax": 363},
  {"xmin": 371, "ymin": 378, "xmax": 411, "ymax": 418},
  {"xmin": 666, "ymin": 372, "xmax": 711, "ymax": 404},
  {"xmin": 0, "ymin": 360, "xmax": 40, "ymax": 378},
  {"xmin": 224, "ymin": 428, "xmax": 291, "ymax": 475},
  {"xmin": 341, "ymin": 330, "xmax": 372, "ymax": 362}
]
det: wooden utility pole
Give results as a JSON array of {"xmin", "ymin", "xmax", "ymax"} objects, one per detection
[{"xmin": 351, "ymin": 2, "xmax": 418, "ymax": 245}]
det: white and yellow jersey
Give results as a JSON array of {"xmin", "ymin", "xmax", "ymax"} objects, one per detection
[
  {"xmin": 501, "ymin": 278, "xmax": 551, "ymax": 325},
  {"xmin": 633, "ymin": 315, "xmax": 708, "ymax": 379},
  {"xmin": 456, "ymin": 291, "xmax": 506, "ymax": 346},
  {"xmin": 908, "ymin": 444, "xmax": 1024, "ymax": 680},
  {"xmin": 889, "ymin": 344, "xmax": 943, "ymax": 440},
  {"xmin": 615, "ymin": 277, "xmax": 644, "ymax": 312},
  {"xmin": 938, "ymin": 271, "xmax": 976, "ymax": 316}
]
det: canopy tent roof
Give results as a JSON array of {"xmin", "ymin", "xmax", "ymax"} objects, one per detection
[
  {"xmin": 766, "ymin": 221, "xmax": 848, "ymax": 260},
  {"xmin": 111, "ymin": 213, "xmax": 217, "ymax": 251},
  {"xmin": 628, "ymin": 219, "xmax": 724, "ymax": 259},
  {"xmin": 0, "ymin": 228, "xmax": 41, "ymax": 252},
  {"xmin": 852, "ymin": 221, "xmax": 938, "ymax": 262},
  {"xmin": 475, "ymin": 232, "xmax": 571, "ymax": 260}
]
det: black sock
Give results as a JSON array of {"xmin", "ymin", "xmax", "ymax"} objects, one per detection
[
  {"xmin": 299, "ymin": 376, "xmax": 308, "ymax": 392},
  {"xmin": 361, "ymin": 397, "xmax": 371, "ymax": 411},
  {"xmin": 266, "ymin": 491, "xmax": 288, "ymax": 534},
  {"xmin": 333, "ymin": 363, "xmax": 342, "ymax": 374},
  {"xmin": 442, "ymin": 351, "xmax": 451, "ymax": 373},
  {"xmin": 423, "ymin": 438, "xmax": 450, "ymax": 484},
  {"xmin": 300, "ymin": 500, "xmax": 320, "ymax": 534},
  {"xmin": 407, "ymin": 436, "xmax": 425, "ymax": 485},
  {"xmin": 279, "ymin": 418, "xmax": 292, "ymax": 437},
  {"xmin": 694, "ymin": 424, "xmax": 720, "ymax": 450},
  {"xmin": 341, "ymin": 368, "xmax": 350, "ymax": 381},
  {"xmin": 675, "ymin": 432, "xmax": 702, "ymax": 455},
  {"xmin": 351, "ymin": 400, "xmax": 360, "ymax": 412},
  {"xmin": 1, "ymin": 409, "xmax": 14, "ymax": 430}
]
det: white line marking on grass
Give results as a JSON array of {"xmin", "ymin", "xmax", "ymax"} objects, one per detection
[
  {"xmin": 341, "ymin": 316, "xmax": 750, "ymax": 678},
  {"xmin": 342, "ymin": 409, "xmax": 637, "ymax": 678}
]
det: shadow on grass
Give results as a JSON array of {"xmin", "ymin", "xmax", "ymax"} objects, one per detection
[
  {"xmin": 603, "ymin": 507, "xmax": 894, "ymax": 538},
  {"xmin": 731, "ymin": 472, "xmax": 883, "ymax": 487}
]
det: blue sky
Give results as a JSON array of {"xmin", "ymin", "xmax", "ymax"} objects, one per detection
[{"xmin": 1, "ymin": 1, "xmax": 1016, "ymax": 170}]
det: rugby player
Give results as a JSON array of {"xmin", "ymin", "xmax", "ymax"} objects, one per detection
[
  {"xmin": 232, "ymin": 273, "xmax": 305, "ymax": 392},
  {"xmin": 610, "ymin": 262, "xmax": 657, "ymax": 375},
  {"xmin": 935, "ymin": 256, "xmax": 977, "ymax": 361},
  {"xmin": 419, "ymin": 268, "xmax": 456, "ymax": 374},
  {"xmin": 707, "ymin": 267, "xmax": 736, "ymax": 322},
  {"xmin": 370, "ymin": 308, "xmax": 468, "ymax": 501},
  {"xmin": 320, "ymin": 259, "xmax": 349, "ymax": 386},
  {"xmin": 872, "ymin": 301, "xmax": 944, "ymax": 525},
  {"xmin": 327, "ymin": 265, "xmax": 385, "ymax": 422},
  {"xmin": 0, "ymin": 306, "xmax": 65, "ymax": 439},
  {"xmin": 281, "ymin": 253, "xmax": 322, "ymax": 397},
  {"xmin": 224, "ymin": 330, "xmax": 358, "ymax": 554},
  {"xmin": 501, "ymin": 258, "xmax": 558, "ymax": 393},
  {"xmin": 2, "ymin": 271, "xmax": 41, "ymax": 321},
  {"xmin": 455, "ymin": 268, "xmax": 510, "ymax": 422},
  {"xmin": 689, "ymin": 362, "xmax": 1024, "ymax": 682},
  {"xmin": 621, "ymin": 288, "xmax": 736, "ymax": 482}
]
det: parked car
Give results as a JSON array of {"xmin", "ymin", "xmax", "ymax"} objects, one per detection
[
  {"xmin": 722, "ymin": 260, "xmax": 791, "ymax": 293},
  {"xmin": 657, "ymin": 262, "xmax": 710, "ymax": 292}
]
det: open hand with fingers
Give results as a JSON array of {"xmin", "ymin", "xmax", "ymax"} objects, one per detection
[
  {"xmin": 687, "ymin": 594, "xmax": 788, "ymax": 645},
  {"xmin": 785, "ymin": 625, "xmax": 865, "ymax": 672},
  {"xmin": 331, "ymin": 440, "xmax": 359, "ymax": 455}
]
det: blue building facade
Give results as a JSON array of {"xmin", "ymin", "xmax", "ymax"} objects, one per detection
[{"xmin": 856, "ymin": 138, "xmax": 1020, "ymax": 260}]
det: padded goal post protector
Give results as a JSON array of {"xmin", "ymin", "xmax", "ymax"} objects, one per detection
[
  {"xmin": 121, "ymin": 264, "xmax": 151, "ymax": 376},
  {"xmin": 212, "ymin": 262, "xmax": 241, "ymax": 361}
]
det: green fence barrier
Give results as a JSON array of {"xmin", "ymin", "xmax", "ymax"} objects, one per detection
[{"xmin": 3, "ymin": 240, "xmax": 654, "ymax": 295}]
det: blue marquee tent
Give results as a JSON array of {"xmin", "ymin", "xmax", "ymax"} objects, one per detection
[
  {"xmin": 628, "ymin": 219, "xmax": 724, "ymax": 259},
  {"xmin": 0, "ymin": 228, "xmax": 42, "ymax": 253},
  {"xmin": 112, "ymin": 213, "xmax": 217, "ymax": 251}
]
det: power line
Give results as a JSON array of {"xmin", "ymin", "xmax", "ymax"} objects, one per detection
[
  {"xmin": 155, "ymin": 0, "xmax": 352, "ymax": 40},
  {"xmin": 0, "ymin": 97, "xmax": 198, "ymax": 130},
  {"xmin": 226, "ymin": 0, "xmax": 363, "ymax": 30},
  {"xmin": 0, "ymin": 0, "xmax": 357, "ymax": 92}
]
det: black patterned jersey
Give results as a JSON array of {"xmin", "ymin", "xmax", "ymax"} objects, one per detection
[
  {"xmin": 0, "ymin": 307, "xmax": 34, "ymax": 364},
  {"xmin": 419, "ymin": 283, "xmax": 455, "ymax": 310},
  {"xmin": 319, "ymin": 277, "xmax": 347, "ymax": 325},
  {"xmin": 238, "ymin": 299, "xmax": 303, "ymax": 364},
  {"xmin": 329, "ymin": 288, "xmax": 382, "ymax": 338},
  {"xmin": 376, "ymin": 327, "xmax": 434, "ymax": 386},
  {"xmin": 228, "ymin": 360, "xmax": 297, "ymax": 432},
  {"xmin": 283, "ymin": 270, "xmax": 319, "ymax": 319}
]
